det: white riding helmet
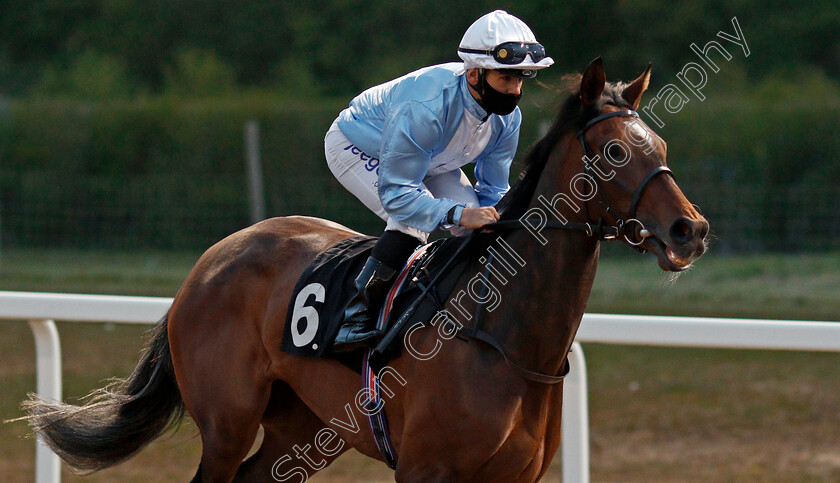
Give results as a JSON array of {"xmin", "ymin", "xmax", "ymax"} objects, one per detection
[{"xmin": 457, "ymin": 10, "xmax": 554, "ymax": 78}]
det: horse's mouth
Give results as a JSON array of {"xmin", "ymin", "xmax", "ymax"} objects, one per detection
[{"xmin": 644, "ymin": 236, "xmax": 695, "ymax": 272}]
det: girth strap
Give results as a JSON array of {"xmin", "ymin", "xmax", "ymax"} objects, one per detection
[{"xmin": 362, "ymin": 351, "xmax": 399, "ymax": 469}]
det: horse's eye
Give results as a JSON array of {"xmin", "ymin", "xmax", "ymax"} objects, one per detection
[{"xmin": 606, "ymin": 143, "xmax": 626, "ymax": 161}]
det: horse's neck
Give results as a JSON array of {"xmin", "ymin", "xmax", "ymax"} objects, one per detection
[
  {"xmin": 483, "ymin": 137, "xmax": 600, "ymax": 377},
  {"xmin": 487, "ymin": 229, "xmax": 598, "ymax": 375}
]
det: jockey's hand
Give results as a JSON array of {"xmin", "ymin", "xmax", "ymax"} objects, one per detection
[{"xmin": 459, "ymin": 206, "xmax": 500, "ymax": 230}]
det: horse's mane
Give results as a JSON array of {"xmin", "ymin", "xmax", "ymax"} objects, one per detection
[{"xmin": 496, "ymin": 74, "xmax": 633, "ymax": 221}]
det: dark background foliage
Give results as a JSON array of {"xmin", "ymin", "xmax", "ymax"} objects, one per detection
[{"xmin": 0, "ymin": 0, "xmax": 838, "ymax": 251}]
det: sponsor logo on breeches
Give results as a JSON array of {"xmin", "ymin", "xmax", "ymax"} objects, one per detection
[{"xmin": 344, "ymin": 144, "xmax": 380, "ymax": 177}]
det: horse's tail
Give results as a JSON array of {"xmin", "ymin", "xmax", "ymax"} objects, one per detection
[{"xmin": 19, "ymin": 312, "xmax": 185, "ymax": 472}]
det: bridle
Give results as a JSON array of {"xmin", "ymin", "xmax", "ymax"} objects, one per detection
[
  {"xmin": 576, "ymin": 109, "xmax": 673, "ymax": 246},
  {"xmin": 488, "ymin": 108, "xmax": 674, "ymax": 248}
]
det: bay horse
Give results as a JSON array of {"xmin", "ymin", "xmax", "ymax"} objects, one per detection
[{"xmin": 21, "ymin": 58, "xmax": 708, "ymax": 482}]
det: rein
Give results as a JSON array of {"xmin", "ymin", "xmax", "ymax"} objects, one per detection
[
  {"xmin": 461, "ymin": 251, "xmax": 570, "ymax": 384},
  {"xmin": 486, "ymin": 218, "xmax": 627, "ymax": 241},
  {"xmin": 464, "ymin": 109, "xmax": 675, "ymax": 384},
  {"xmin": 379, "ymin": 110, "xmax": 676, "ymax": 386}
]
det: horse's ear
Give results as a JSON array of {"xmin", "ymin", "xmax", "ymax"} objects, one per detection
[
  {"xmin": 580, "ymin": 57, "xmax": 606, "ymax": 105},
  {"xmin": 622, "ymin": 63, "xmax": 652, "ymax": 110}
]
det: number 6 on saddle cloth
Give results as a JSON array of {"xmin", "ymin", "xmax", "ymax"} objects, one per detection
[{"xmin": 280, "ymin": 234, "xmax": 474, "ymax": 371}]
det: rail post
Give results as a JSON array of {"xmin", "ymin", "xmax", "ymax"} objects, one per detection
[
  {"xmin": 27, "ymin": 319, "xmax": 62, "ymax": 483},
  {"xmin": 562, "ymin": 341, "xmax": 590, "ymax": 483}
]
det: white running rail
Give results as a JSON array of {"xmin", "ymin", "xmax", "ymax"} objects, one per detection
[
  {"xmin": 2, "ymin": 290, "xmax": 840, "ymax": 483},
  {"xmin": 2, "ymin": 291, "xmax": 170, "ymax": 483}
]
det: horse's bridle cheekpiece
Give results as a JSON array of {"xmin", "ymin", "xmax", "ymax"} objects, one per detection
[{"xmin": 576, "ymin": 109, "xmax": 674, "ymax": 244}]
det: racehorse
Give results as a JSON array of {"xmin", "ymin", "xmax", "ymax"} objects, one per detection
[{"xmin": 21, "ymin": 58, "xmax": 708, "ymax": 482}]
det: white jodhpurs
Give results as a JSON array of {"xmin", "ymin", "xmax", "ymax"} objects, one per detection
[{"xmin": 325, "ymin": 121, "xmax": 479, "ymax": 243}]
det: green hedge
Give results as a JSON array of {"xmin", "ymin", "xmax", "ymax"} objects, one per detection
[
  {"xmin": 1, "ymin": 95, "xmax": 838, "ymax": 251},
  {"xmin": 656, "ymin": 98, "xmax": 840, "ymax": 252},
  {"xmin": 0, "ymin": 96, "xmax": 379, "ymax": 249}
]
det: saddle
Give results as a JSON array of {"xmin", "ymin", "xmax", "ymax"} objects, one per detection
[{"xmin": 280, "ymin": 234, "xmax": 474, "ymax": 372}]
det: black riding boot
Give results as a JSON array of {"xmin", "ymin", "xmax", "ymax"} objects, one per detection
[
  {"xmin": 333, "ymin": 230, "xmax": 421, "ymax": 352},
  {"xmin": 333, "ymin": 257, "xmax": 397, "ymax": 352}
]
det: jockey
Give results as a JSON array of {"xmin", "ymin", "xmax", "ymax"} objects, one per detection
[{"xmin": 326, "ymin": 10, "xmax": 553, "ymax": 352}]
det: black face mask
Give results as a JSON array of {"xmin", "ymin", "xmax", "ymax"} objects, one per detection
[{"xmin": 470, "ymin": 73, "xmax": 522, "ymax": 116}]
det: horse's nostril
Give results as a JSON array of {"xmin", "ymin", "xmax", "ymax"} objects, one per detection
[{"xmin": 669, "ymin": 218, "xmax": 693, "ymax": 244}]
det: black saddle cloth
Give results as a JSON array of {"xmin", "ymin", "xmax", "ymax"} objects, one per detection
[{"xmin": 280, "ymin": 234, "xmax": 477, "ymax": 373}]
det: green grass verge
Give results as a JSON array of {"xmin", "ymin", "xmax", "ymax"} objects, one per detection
[
  {"xmin": 590, "ymin": 248, "xmax": 840, "ymax": 321},
  {"xmin": 0, "ymin": 248, "xmax": 201, "ymax": 296},
  {"xmin": 3, "ymin": 247, "xmax": 837, "ymax": 320}
]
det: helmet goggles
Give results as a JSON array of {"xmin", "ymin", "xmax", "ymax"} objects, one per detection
[{"xmin": 458, "ymin": 42, "xmax": 546, "ymax": 65}]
